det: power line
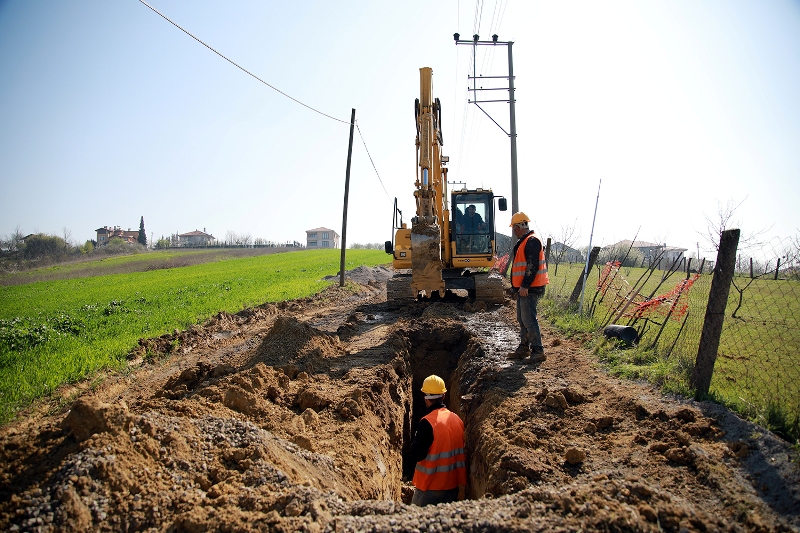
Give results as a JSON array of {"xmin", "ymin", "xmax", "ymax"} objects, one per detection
[
  {"xmin": 138, "ymin": 0, "xmax": 351, "ymax": 125},
  {"xmin": 355, "ymin": 124, "xmax": 392, "ymax": 203}
]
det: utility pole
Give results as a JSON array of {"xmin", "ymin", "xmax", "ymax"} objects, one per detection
[
  {"xmin": 508, "ymin": 42, "xmax": 518, "ymax": 214},
  {"xmin": 340, "ymin": 108, "xmax": 356, "ymax": 288},
  {"xmin": 454, "ymin": 33, "xmax": 519, "ymax": 214}
]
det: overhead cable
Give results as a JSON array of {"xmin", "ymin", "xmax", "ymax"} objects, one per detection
[
  {"xmin": 355, "ymin": 124, "xmax": 393, "ymax": 203},
  {"xmin": 138, "ymin": 0, "xmax": 351, "ymax": 125}
]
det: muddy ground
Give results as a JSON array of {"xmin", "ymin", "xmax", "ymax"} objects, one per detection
[{"xmin": 1, "ymin": 265, "xmax": 798, "ymax": 532}]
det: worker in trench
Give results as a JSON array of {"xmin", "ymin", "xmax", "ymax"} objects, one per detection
[
  {"xmin": 507, "ymin": 211, "xmax": 550, "ymax": 363},
  {"xmin": 410, "ymin": 375, "xmax": 467, "ymax": 506}
]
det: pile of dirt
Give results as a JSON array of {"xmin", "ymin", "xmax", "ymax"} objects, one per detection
[
  {"xmin": 322, "ymin": 265, "xmax": 395, "ymax": 287},
  {"xmin": 1, "ymin": 266, "xmax": 798, "ymax": 532}
]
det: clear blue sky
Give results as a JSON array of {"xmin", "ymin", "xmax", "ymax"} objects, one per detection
[{"xmin": 1, "ymin": 0, "xmax": 798, "ymax": 258}]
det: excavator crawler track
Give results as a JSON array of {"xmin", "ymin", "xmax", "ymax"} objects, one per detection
[
  {"xmin": 473, "ymin": 272, "xmax": 505, "ymax": 305},
  {"xmin": 386, "ymin": 275, "xmax": 414, "ymax": 305}
]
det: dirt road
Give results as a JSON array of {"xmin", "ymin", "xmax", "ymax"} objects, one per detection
[{"xmin": 1, "ymin": 266, "xmax": 798, "ymax": 532}]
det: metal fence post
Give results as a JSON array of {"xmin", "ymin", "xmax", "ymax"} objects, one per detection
[{"xmin": 690, "ymin": 228, "xmax": 740, "ymax": 396}]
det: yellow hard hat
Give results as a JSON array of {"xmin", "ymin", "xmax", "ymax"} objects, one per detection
[
  {"xmin": 509, "ymin": 212, "xmax": 530, "ymax": 227},
  {"xmin": 421, "ymin": 375, "xmax": 447, "ymax": 395}
]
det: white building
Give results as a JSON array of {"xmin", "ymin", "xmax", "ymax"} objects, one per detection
[{"xmin": 305, "ymin": 228, "xmax": 339, "ymax": 249}]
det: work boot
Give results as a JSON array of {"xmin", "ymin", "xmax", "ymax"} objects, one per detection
[
  {"xmin": 508, "ymin": 343, "xmax": 531, "ymax": 360},
  {"xmin": 526, "ymin": 351, "xmax": 547, "ymax": 364}
]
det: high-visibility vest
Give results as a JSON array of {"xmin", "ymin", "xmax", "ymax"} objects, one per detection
[
  {"xmin": 511, "ymin": 231, "xmax": 549, "ymax": 288},
  {"xmin": 412, "ymin": 408, "xmax": 467, "ymax": 491}
]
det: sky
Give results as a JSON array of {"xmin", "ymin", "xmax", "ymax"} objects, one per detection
[{"xmin": 1, "ymin": 0, "xmax": 799, "ymax": 259}]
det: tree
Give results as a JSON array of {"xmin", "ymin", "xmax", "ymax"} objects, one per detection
[
  {"xmin": 155, "ymin": 236, "xmax": 171, "ymax": 249},
  {"xmin": 62, "ymin": 226, "xmax": 73, "ymax": 254},
  {"xmin": 1, "ymin": 225, "xmax": 25, "ymax": 253},
  {"xmin": 138, "ymin": 216, "xmax": 147, "ymax": 247},
  {"xmin": 549, "ymin": 222, "xmax": 581, "ymax": 276},
  {"xmin": 22, "ymin": 234, "xmax": 67, "ymax": 260},
  {"xmin": 700, "ymin": 197, "xmax": 767, "ymax": 253}
]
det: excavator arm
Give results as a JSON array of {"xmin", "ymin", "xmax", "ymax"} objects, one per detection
[{"xmin": 410, "ymin": 67, "xmax": 447, "ymax": 297}]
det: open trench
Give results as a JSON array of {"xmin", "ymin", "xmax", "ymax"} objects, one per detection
[
  {"xmin": 337, "ymin": 312, "xmax": 509, "ymax": 504},
  {"xmin": 1, "ymin": 302, "xmax": 524, "ymax": 531}
]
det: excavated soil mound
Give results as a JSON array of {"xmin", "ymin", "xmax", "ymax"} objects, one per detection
[{"xmin": 1, "ymin": 267, "xmax": 798, "ymax": 532}]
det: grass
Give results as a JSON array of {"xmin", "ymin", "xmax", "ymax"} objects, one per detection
[
  {"xmin": 544, "ymin": 260, "xmax": 800, "ymax": 443},
  {"xmin": 0, "ymin": 247, "xmax": 301, "ymax": 286},
  {"xmin": 0, "ymin": 249, "xmax": 388, "ymax": 423}
]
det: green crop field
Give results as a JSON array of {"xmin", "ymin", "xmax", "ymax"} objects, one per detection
[{"xmin": 0, "ymin": 249, "xmax": 388, "ymax": 423}]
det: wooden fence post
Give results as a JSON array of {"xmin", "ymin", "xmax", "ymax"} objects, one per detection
[
  {"xmin": 690, "ymin": 229, "xmax": 740, "ymax": 397},
  {"xmin": 570, "ymin": 246, "xmax": 601, "ymax": 306},
  {"xmin": 545, "ymin": 237, "xmax": 551, "ymax": 266}
]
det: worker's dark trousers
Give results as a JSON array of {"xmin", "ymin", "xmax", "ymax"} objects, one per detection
[
  {"xmin": 517, "ymin": 291, "xmax": 544, "ymax": 353},
  {"xmin": 411, "ymin": 487, "xmax": 459, "ymax": 506}
]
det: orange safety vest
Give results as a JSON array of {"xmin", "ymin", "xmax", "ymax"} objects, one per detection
[
  {"xmin": 412, "ymin": 408, "xmax": 467, "ymax": 491},
  {"xmin": 511, "ymin": 231, "xmax": 549, "ymax": 288}
]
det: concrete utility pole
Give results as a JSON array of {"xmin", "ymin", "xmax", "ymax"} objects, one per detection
[
  {"xmin": 340, "ymin": 108, "xmax": 356, "ymax": 288},
  {"xmin": 507, "ymin": 42, "xmax": 518, "ymax": 215},
  {"xmin": 454, "ymin": 33, "xmax": 519, "ymax": 214}
]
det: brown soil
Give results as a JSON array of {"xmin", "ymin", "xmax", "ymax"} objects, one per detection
[{"xmin": 1, "ymin": 266, "xmax": 798, "ymax": 532}]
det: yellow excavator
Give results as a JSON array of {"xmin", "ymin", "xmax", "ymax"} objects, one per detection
[{"xmin": 384, "ymin": 67, "xmax": 507, "ymax": 304}]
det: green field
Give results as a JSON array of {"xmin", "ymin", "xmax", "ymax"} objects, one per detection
[
  {"xmin": 0, "ymin": 249, "xmax": 388, "ymax": 423},
  {"xmin": 544, "ymin": 260, "xmax": 800, "ymax": 440}
]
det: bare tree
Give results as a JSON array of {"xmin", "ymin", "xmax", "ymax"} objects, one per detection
[
  {"xmin": 550, "ymin": 221, "xmax": 581, "ymax": 276},
  {"xmin": 2, "ymin": 225, "xmax": 25, "ymax": 252},
  {"xmin": 62, "ymin": 227, "xmax": 73, "ymax": 253},
  {"xmin": 700, "ymin": 197, "xmax": 769, "ymax": 252}
]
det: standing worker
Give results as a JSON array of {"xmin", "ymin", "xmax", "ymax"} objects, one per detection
[
  {"xmin": 508, "ymin": 212, "xmax": 549, "ymax": 363},
  {"xmin": 410, "ymin": 375, "xmax": 467, "ymax": 506}
]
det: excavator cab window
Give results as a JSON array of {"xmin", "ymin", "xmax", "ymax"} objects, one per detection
[{"xmin": 453, "ymin": 193, "xmax": 493, "ymax": 255}]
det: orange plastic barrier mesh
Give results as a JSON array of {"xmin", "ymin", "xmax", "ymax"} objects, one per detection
[
  {"xmin": 494, "ymin": 253, "xmax": 510, "ymax": 273},
  {"xmin": 631, "ymin": 273, "xmax": 700, "ymax": 320},
  {"xmin": 597, "ymin": 261, "xmax": 701, "ymax": 321}
]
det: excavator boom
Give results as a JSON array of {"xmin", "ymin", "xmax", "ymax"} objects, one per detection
[{"xmin": 410, "ymin": 67, "xmax": 445, "ymax": 297}]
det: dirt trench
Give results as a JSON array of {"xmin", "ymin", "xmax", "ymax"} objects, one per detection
[{"xmin": 1, "ymin": 267, "xmax": 799, "ymax": 532}]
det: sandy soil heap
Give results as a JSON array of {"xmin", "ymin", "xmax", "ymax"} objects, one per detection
[{"xmin": 1, "ymin": 267, "xmax": 798, "ymax": 532}]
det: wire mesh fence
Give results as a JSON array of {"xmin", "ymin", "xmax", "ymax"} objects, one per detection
[
  {"xmin": 712, "ymin": 236, "xmax": 800, "ymax": 436},
  {"xmin": 543, "ymin": 234, "xmax": 800, "ymax": 439}
]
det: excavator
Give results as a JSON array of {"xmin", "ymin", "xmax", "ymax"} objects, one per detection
[{"xmin": 384, "ymin": 67, "xmax": 507, "ymax": 304}]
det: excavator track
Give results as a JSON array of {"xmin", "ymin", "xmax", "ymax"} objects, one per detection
[
  {"xmin": 473, "ymin": 272, "xmax": 505, "ymax": 305},
  {"xmin": 386, "ymin": 275, "xmax": 414, "ymax": 305}
]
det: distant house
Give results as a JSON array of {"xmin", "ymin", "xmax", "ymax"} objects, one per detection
[
  {"xmin": 96, "ymin": 226, "xmax": 138, "ymax": 245},
  {"xmin": 608, "ymin": 240, "xmax": 687, "ymax": 267},
  {"xmin": 550, "ymin": 242, "xmax": 584, "ymax": 263},
  {"xmin": 306, "ymin": 227, "xmax": 339, "ymax": 249},
  {"xmin": 177, "ymin": 229, "xmax": 215, "ymax": 247}
]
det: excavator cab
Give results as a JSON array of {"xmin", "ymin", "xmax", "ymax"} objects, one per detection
[{"xmin": 452, "ymin": 192, "xmax": 493, "ymax": 255}]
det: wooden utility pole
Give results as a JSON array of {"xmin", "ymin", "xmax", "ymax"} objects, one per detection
[
  {"xmin": 340, "ymin": 108, "xmax": 356, "ymax": 288},
  {"xmin": 690, "ymin": 228, "xmax": 740, "ymax": 396}
]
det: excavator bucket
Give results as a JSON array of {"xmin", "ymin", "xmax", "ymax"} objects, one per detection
[{"xmin": 410, "ymin": 220, "xmax": 444, "ymax": 297}]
